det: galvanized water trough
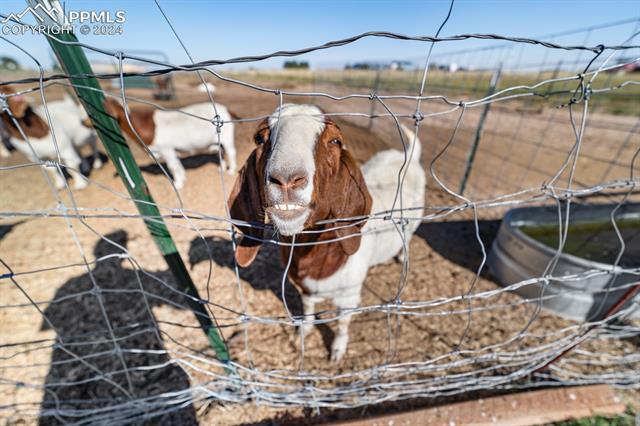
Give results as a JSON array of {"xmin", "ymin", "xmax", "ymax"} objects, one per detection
[{"xmin": 488, "ymin": 202, "xmax": 640, "ymax": 321}]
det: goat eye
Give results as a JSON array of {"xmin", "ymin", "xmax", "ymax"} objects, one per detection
[
  {"xmin": 254, "ymin": 132, "xmax": 267, "ymax": 145},
  {"xmin": 329, "ymin": 138, "xmax": 341, "ymax": 146}
]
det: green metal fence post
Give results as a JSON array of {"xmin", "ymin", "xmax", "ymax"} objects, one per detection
[{"xmin": 35, "ymin": 5, "xmax": 229, "ymax": 364}]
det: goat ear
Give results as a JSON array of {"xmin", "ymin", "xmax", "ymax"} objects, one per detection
[
  {"xmin": 22, "ymin": 109, "xmax": 50, "ymax": 139},
  {"xmin": 227, "ymin": 149, "xmax": 265, "ymax": 267},
  {"xmin": 331, "ymin": 150, "xmax": 372, "ymax": 255}
]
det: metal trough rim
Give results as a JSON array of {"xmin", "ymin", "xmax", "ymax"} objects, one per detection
[{"xmin": 503, "ymin": 202, "xmax": 639, "ymax": 273}]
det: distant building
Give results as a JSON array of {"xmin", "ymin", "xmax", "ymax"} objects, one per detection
[{"xmin": 345, "ymin": 60, "xmax": 413, "ymax": 71}]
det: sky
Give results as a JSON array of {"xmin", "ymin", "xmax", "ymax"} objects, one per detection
[{"xmin": 1, "ymin": 0, "xmax": 639, "ymax": 71}]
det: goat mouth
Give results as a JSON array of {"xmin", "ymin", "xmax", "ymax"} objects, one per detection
[
  {"xmin": 270, "ymin": 203, "xmax": 306, "ymax": 212},
  {"xmin": 265, "ymin": 204, "xmax": 310, "ymax": 235}
]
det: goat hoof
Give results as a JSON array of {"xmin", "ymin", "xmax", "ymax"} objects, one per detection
[
  {"xmin": 93, "ymin": 159, "xmax": 103, "ymax": 169},
  {"xmin": 74, "ymin": 181, "xmax": 88, "ymax": 190},
  {"xmin": 330, "ymin": 336, "xmax": 348, "ymax": 363},
  {"xmin": 300, "ymin": 322, "xmax": 314, "ymax": 338}
]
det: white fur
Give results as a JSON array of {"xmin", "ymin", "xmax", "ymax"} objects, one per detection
[
  {"xmin": 266, "ymin": 104, "xmax": 325, "ymax": 235},
  {"xmin": 196, "ymin": 82, "xmax": 216, "ymax": 93},
  {"xmin": 7, "ymin": 96, "xmax": 100, "ymax": 190},
  {"xmin": 0, "ymin": 144, "xmax": 9, "ymax": 158},
  {"xmin": 267, "ymin": 105, "xmax": 426, "ymax": 361},
  {"xmin": 144, "ymin": 102, "xmax": 236, "ymax": 189},
  {"xmin": 302, "ymin": 128, "xmax": 425, "ymax": 361}
]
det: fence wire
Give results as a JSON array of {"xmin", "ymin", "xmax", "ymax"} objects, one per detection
[{"xmin": 1, "ymin": 2, "xmax": 640, "ymax": 424}]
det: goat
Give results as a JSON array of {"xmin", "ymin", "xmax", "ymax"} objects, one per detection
[
  {"xmin": 102, "ymin": 97, "xmax": 237, "ymax": 189},
  {"xmin": 196, "ymin": 82, "xmax": 216, "ymax": 93},
  {"xmin": 228, "ymin": 104, "xmax": 425, "ymax": 361},
  {"xmin": 0, "ymin": 118, "xmax": 13, "ymax": 158},
  {"xmin": 0, "ymin": 86, "xmax": 98, "ymax": 189}
]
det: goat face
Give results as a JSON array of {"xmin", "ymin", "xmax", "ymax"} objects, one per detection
[{"xmin": 228, "ymin": 104, "xmax": 372, "ymax": 268}]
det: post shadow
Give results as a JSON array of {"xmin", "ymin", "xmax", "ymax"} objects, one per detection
[
  {"xmin": 415, "ymin": 219, "xmax": 502, "ymax": 276},
  {"xmin": 188, "ymin": 237, "xmax": 337, "ymax": 355},
  {"xmin": 39, "ymin": 230, "xmax": 198, "ymax": 425}
]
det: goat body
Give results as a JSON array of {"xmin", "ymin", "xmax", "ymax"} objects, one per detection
[
  {"xmin": 0, "ymin": 91, "xmax": 99, "ymax": 189},
  {"xmin": 228, "ymin": 104, "xmax": 425, "ymax": 361},
  {"xmin": 104, "ymin": 99, "xmax": 236, "ymax": 189}
]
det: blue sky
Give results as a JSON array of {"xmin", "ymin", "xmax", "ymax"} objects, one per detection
[{"xmin": 1, "ymin": 0, "xmax": 639, "ymax": 70}]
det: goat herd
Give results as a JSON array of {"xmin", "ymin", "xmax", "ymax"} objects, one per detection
[{"xmin": 0, "ymin": 85, "xmax": 426, "ymax": 361}]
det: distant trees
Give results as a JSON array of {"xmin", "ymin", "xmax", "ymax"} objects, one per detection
[
  {"xmin": 345, "ymin": 62, "xmax": 373, "ymax": 70},
  {"xmin": 283, "ymin": 61, "xmax": 309, "ymax": 69},
  {"xmin": 0, "ymin": 56, "xmax": 21, "ymax": 71}
]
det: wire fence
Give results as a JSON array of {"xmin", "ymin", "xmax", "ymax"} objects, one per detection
[{"xmin": 1, "ymin": 1, "xmax": 639, "ymax": 424}]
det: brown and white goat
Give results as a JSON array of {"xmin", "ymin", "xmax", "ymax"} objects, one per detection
[
  {"xmin": 228, "ymin": 104, "xmax": 425, "ymax": 361},
  {"xmin": 101, "ymin": 97, "xmax": 237, "ymax": 189},
  {"xmin": 0, "ymin": 85, "xmax": 97, "ymax": 189}
]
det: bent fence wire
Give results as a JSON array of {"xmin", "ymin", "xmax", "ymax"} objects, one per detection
[{"xmin": 1, "ymin": 1, "xmax": 640, "ymax": 423}]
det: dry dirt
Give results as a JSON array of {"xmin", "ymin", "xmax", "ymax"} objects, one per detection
[{"xmin": 0, "ymin": 75, "xmax": 638, "ymax": 425}]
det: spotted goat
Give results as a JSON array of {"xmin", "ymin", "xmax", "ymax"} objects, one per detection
[
  {"xmin": 0, "ymin": 85, "xmax": 101, "ymax": 189},
  {"xmin": 101, "ymin": 97, "xmax": 237, "ymax": 189},
  {"xmin": 228, "ymin": 104, "xmax": 425, "ymax": 361}
]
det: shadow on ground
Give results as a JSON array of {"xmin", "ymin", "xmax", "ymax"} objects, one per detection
[
  {"xmin": 0, "ymin": 220, "xmax": 25, "ymax": 242},
  {"xmin": 188, "ymin": 236, "xmax": 336, "ymax": 355},
  {"xmin": 415, "ymin": 219, "xmax": 502, "ymax": 276},
  {"xmin": 140, "ymin": 153, "xmax": 221, "ymax": 176},
  {"xmin": 39, "ymin": 230, "xmax": 198, "ymax": 425}
]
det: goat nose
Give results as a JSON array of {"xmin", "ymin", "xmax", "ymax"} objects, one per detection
[{"xmin": 269, "ymin": 171, "xmax": 308, "ymax": 189}]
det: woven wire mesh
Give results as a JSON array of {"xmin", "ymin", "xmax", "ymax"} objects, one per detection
[{"xmin": 1, "ymin": 2, "xmax": 639, "ymax": 424}]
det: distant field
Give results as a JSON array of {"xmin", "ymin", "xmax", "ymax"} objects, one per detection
[
  {"xmin": 227, "ymin": 68, "xmax": 640, "ymax": 116},
  {"xmin": 3, "ymin": 66, "xmax": 637, "ymax": 116}
]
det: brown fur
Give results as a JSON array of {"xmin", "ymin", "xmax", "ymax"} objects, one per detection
[
  {"xmin": 0, "ymin": 85, "xmax": 50, "ymax": 140},
  {"xmin": 228, "ymin": 115, "xmax": 372, "ymax": 288},
  {"xmin": 0, "ymin": 84, "xmax": 28, "ymax": 118},
  {"xmin": 103, "ymin": 98, "xmax": 156, "ymax": 146}
]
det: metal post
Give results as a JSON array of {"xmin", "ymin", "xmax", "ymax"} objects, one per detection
[
  {"xmin": 459, "ymin": 65, "xmax": 502, "ymax": 196},
  {"xmin": 32, "ymin": 1, "xmax": 229, "ymax": 364}
]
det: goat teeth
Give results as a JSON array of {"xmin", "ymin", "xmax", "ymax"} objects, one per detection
[{"xmin": 274, "ymin": 204, "xmax": 303, "ymax": 211}]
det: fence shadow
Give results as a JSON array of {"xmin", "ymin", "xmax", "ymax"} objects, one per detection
[
  {"xmin": 39, "ymin": 230, "xmax": 198, "ymax": 425},
  {"xmin": 415, "ymin": 219, "xmax": 502, "ymax": 275},
  {"xmin": 139, "ymin": 153, "xmax": 220, "ymax": 176},
  {"xmin": 188, "ymin": 237, "xmax": 337, "ymax": 354}
]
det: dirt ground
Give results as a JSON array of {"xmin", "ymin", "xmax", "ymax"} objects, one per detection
[{"xmin": 0, "ymin": 74, "xmax": 638, "ymax": 425}]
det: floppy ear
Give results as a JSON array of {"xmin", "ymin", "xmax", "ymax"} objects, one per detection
[
  {"xmin": 330, "ymin": 149, "xmax": 372, "ymax": 255},
  {"xmin": 227, "ymin": 148, "xmax": 265, "ymax": 267},
  {"xmin": 1, "ymin": 104, "xmax": 50, "ymax": 140},
  {"xmin": 21, "ymin": 108, "xmax": 50, "ymax": 139}
]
